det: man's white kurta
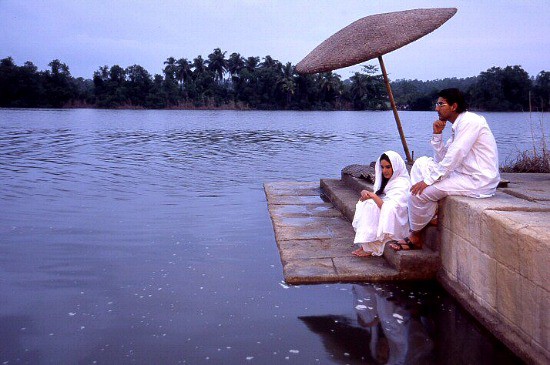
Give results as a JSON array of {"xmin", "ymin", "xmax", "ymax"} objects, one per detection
[
  {"xmin": 352, "ymin": 151, "xmax": 411, "ymax": 255},
  {"xmin": 409, "ymin": 111, "xmax": 500, "ymax": 231},
  {"xmin": 420, "ymin": 111, "xmax": 500, "ymax": 197}
]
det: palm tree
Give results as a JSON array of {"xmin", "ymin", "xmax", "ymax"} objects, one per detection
[
  {"xmin": 192, "ymin": 55, "xmax": 206, "ymax": 76},
  {"xmin": 176, "ymin": 58, "xmax": 192, "ymax": 92},
  {"xmin": 163, "ymin": 57, "xmax": 177, "ymax": 81},
  {"xmin": 260, "ymin": 55, "xmax": 280, "ymax": 70},
  {"xmin": 277, "ymin": 62, "xmax": 296, "ymax": 106},
  {"xmin": 349, "ymin": 72, "xmax": 369, "ymax": 109},
  {"xmin": 207, "ymin": 48, "xmax": 227, "ymax": 84},
  {"xmin": 227, "ymin": 52, "xmax": 244, "ymax": 80},
  {"xmin": 318, "ymin": 72, "xmax": 342, "ymax": 103},
  {"xmin": 244, "ymin": 56, "xmax": 260, "ymax": 72}
]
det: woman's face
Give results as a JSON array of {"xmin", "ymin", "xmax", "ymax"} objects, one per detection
[{"xmin": 380, "ymin": 159, "xmax": 393, "ymax": 179}]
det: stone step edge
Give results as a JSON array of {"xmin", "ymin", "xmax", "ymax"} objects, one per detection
[{"xmin": 320, "ymin": 178, "xmax": 441, "ymax": 278}]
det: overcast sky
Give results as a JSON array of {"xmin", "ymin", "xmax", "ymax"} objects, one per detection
[{"xmin": 1, "ymin": 0, "xmax": 548, "ymax": 81}]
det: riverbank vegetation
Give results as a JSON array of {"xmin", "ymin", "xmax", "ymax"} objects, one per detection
[
  {"xmin": 500, "ymin": 112, "xmax": 550, "ymax": 173},
  {"xmin": 1, "ymin": 49, "xmax": 548, "ymax": 111}
]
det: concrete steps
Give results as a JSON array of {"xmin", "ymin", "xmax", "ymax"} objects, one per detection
[{"xmin": 320, "ymin": 177, "xmax": 440, "ymax": 280}]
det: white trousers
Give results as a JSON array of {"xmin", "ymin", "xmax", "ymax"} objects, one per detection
[
  {"xmin": 409, "ymin": 156, "xmax": 448, "ymax": 231},
  {"xmin": 352, "ymin": 199, "xmax": 409, "ymax": 256}
]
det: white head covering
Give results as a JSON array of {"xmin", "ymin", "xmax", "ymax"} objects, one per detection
[{"xmin": 373, "ymin": 151, "xmax": 411, "ymax": 204}]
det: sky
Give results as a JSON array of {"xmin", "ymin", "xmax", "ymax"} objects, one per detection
[{"xmin": 0, "ymin": 0, "xmax": 548, "ymax": 81}]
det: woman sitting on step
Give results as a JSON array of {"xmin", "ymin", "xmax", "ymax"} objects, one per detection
[{"xmin": 352, "ymin": 151, "xmax": 411, "ymax": 257}]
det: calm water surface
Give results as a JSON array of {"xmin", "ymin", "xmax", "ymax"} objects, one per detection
[{"xmin": 2, "ymin": 109, "xmax": 542, "ymax": 364}]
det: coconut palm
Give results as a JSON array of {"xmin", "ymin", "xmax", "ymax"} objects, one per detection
[
  {"xmin": 260, "ymin": 55, "xmax": 280, "ymax": 71},
  {"xmin": 176, "ymin": 58, "xmax": 192, "ymax": 92},
  {"xmin": 163, "ymin": 57, "xmax": 177, "ymax": 81},
  {"xmin": 317, "ymin": 72, "xmax": 342, "ymax": 103},
  {"xmin": 227, "ymin": 52, "xmax": 244, "ymax": 80},
  {"xmin": 277, "ymin": 62, "xmax": 296, "ymax": 106},
  {"xmin": 192, "ymin": 55, "xmax": 206, "ymax": 76},
  {"xmin": 207, "ymin": 48, "xmax": 227, "ymax": 83},
  {"xmin": 244, "ymin": 56, "xmax": 260, "ymax": 72}
]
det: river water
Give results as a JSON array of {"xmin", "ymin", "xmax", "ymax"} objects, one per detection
[{"xmin": 2, "ymin": 109, "xmax": 544, "ymax": 364}]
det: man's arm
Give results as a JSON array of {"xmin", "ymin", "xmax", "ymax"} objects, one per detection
[{"xmin": 431, "ymin": 120, "xmax": 447, "ymax": 162}]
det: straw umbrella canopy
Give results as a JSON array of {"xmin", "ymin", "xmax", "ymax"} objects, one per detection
[{"xmin": 296, "ymin": 8, "xmax": 457, "ymax": 163}]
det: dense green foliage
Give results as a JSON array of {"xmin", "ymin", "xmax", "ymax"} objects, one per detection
[{"xmin": 1, "ymin": 50, "xmax": 548, "ymax": 111}]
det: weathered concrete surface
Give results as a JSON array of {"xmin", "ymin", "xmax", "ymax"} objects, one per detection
[
  {"xmin": 438, "ymin": 172, "xmax": 550, "ymax": 365},
  {"xmin": 264, "ymin": 181, "xmax": 401, "ymax": 284}
]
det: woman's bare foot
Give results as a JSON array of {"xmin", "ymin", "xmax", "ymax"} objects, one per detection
[{"xmin": 352, "ymin": 248, "xmax": 373, "ymax": 257}]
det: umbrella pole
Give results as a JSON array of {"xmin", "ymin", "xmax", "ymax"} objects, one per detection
[{"xmin": 378, "ymin": 55, "xmax": 412, "ymax": 164}]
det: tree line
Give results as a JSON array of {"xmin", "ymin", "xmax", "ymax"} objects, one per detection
[{"xmin": 1, "ymin": 49, "xmax": 548, "ymax": 111}]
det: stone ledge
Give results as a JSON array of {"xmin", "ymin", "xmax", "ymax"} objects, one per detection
[
  {"xmin": 321, "ymin": 178, "xmax": 441, "ymax": 279},
  {"xmin": 439, "ymin": 271, "xmax": 549, "ymax": 365},
  {"xmin": 439, "ymin": 173, "xmax": 550, "ymax": 365},
  {"xmin": 265, "ymin": 181, "xmax": 440, "ymax": 284}
]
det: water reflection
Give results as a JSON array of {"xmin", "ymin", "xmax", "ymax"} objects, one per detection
[{"xmin": 301, "ymin": 283, "xmax": 523, "ymax": 365}]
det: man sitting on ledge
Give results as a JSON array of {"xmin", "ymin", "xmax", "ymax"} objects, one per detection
[{"xmin": 390, "ymin": 88, "xmax": 500, "ymax": 251}]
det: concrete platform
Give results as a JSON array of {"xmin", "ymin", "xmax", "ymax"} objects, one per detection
[
  {"xmin": 264, "ymin": 181, "xmax": 400, "ymax": 284},
  {"xmin": 264, "ymin": 180, "xmax": 440, "ymax": 284}
]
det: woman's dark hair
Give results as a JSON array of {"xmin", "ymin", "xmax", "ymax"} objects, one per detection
[
  {"xmin": 438, "ymin": 88, "xmax": 468, "ymax": 114},
  {"xmin": 375, "ymin": 153, "xmax": 391, "ymax": 196}
]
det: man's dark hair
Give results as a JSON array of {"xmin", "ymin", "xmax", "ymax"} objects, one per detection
[{"xmin": 438, "ymin": 88, "xmax": 468, "ymax": 114}]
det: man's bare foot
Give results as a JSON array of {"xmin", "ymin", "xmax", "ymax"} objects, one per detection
[{"xmin": 352, "ymin": 248, "xmax": 373, "ymax": 257}]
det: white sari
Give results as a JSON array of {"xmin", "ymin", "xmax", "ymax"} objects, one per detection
[{"xmin": 352, "ymin": 151, "xmax": 411, "ymax": 256}]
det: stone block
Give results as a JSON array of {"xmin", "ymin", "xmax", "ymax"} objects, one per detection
[
  {"xmin": 423, "ymin": 225, "xmax": 440, "ymax": 252},
  {"xmin": 382, "ymin": 243, "xmax": 440, "ymax": 279},
  {"xmin": 267, "ymin": 194, "xmax": 327, "ymax": 205},
  {"xmin": 320, "ymin": 178, "xmax": 358, "ymax": 222},
  {"xmin": 454, "ymin": 197, "xmax": 480, "ymax": 245},
  {"xmin": 502, "ymin": 210, "xmax": 550, "ymax": 229},
  {"xmin": 517, "ymin": 226, "xmax": 550, "ymax": 287},
  {"xmin": 332, "ymin": 256, "xmax": 399, "ymax": 282},
  {"xmin": 283, "ymin": 258, "xmax": 337, "ymax": 284},
  {"xmin": 481, "ymin": 211, "xmax": 521, "ymax": 272},
  {"xmin": 264, "ymin": 181, "xmax": 320, "ymax": 197},
  {"xmin": 272, "ymin": 216, "xmax": 354, "ymax": 241},
  {"xmin": 277, "ymin": 238, "xmax": 351, "ymax": 262},
  {"xmin": 540, "ymin": 287, "xmax": 550, "ymax": 358},
  {"xmin": 268, "ymin": 203, "xmax": 343, "ymax": 218},
  {"xmin": 470, "ymin": 251, "xmax": 497, "ymax": 309},
  {"xmin": 455, "ymin": 234, "xmax": 474, "ymax": 289},
  {"xmin": 518, "ymin": 277, "xmax": 543, "ymax": 343},
  {"xmin": 496, "ymin": 263, "xmax": 523, "ymax": 326},
  {"xmin": 444, "ymin": 197, "xmax": 463, "ymax": 238},
  {"xmin": 440, "ymin": 227, "xmax": 458, "ymax": 280}
]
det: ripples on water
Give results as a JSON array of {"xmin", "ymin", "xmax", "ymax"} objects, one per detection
[{"xmin": 1, "ymin": 109, "xmax": 537, "ymax": 364}]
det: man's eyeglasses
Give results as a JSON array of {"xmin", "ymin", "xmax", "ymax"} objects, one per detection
[{"xmin": 435, "ymin": 102, "xmax": 448, "ymax": 107}]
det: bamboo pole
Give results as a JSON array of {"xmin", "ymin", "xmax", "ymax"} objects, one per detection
[{"xmin": 378, "ymin": 55, "xmax": 412, "ymax": 164}]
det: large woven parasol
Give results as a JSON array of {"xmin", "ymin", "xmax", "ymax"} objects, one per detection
[{"xmin": 296, "ymin": 8, "xmax": 457, "ymax": 163}]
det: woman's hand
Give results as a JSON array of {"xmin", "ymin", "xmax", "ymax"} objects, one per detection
[
  {"xmin": 360, "ymin": 189, "xmax": 383, "ymax": 208},
  {"xmin": 360, "ymin": 190, "xmax": 374, "ymax": 201}
]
